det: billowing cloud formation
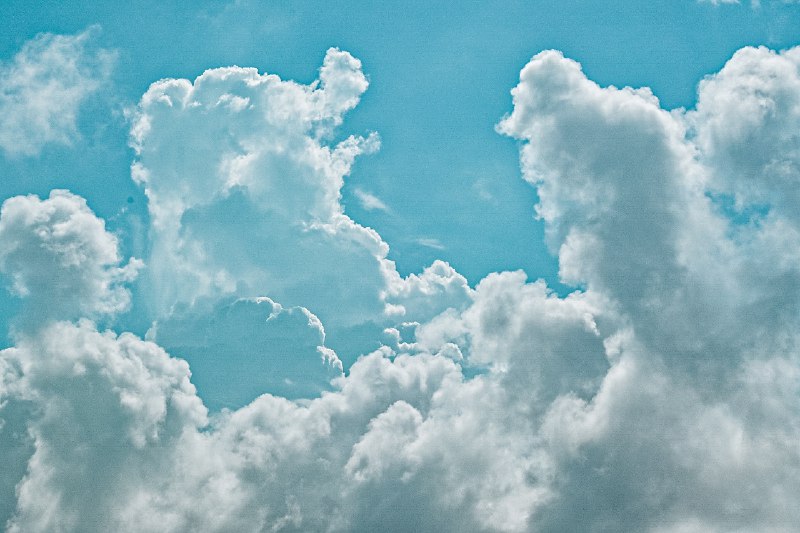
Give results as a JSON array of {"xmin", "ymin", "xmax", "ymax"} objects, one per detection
[
  {"xmin": 693, "ymin": 46, "xmax": 800, "ymax": 220},
  {"xmin": 497, "ymin": 47, "xmax": 800, "ymax": 531},
  {"xmin": 0, "ymin": 190, "xmax": 140, "ymax": 325},
  {"xmin": 129, "ymin": 48, "xmax": 388, "ymax": 326},
  {"xmin": 4, "ymin": 320, "xmax": 206, "ymax": 532},
  {"xmin": 2, "ymin": 41, "xmax": 800, "ymax": 532},
  {"xmin": 0, "ymin": 28, "xmax": 114, "ymax": 157},
  {"xmin": 129, "ymin": 47, "xmax": 472, "ymax": 373}
]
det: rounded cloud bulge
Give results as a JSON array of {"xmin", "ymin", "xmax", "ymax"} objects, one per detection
[
  {"xmin": 2, "ymin": 29, "xmax": 800, "ymax": 533},
  {"xmin": 0, "ymin": 190, "xmax": 141, "ymax": 327}
]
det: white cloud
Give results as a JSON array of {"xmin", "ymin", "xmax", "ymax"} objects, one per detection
[
  {"xmin": 353, "ymin": 187, "xmax": 389, "ymax": 211},
  {"xmin": 2, "ymin": 319, "xmax": 206, "ymax": 532},
  {"xmin": 415, "ymin": 237, "xmax": 445, "ymax": 250},
  {"xmin": 496, "ymin": 49, "xmax": 739, "ymax": 371},
  {"xmin": 0, "ymin": 190, "xmax": 141, "ymax": 326},
  {"xmin": 699, "ymin": 0, "xmax": 800, "ymax": 6},
  {"xmin": 382, "ymin": 259, "xmax": 473, "ymax": 323},
  {"xmin": 3, "ymin": 43, "xmax": 800, "ymax": 532},
  {"xmin": 129, "ymin": 48, "xmax": 391, "ymax": 330},
  {"xmin": 128, "ymin": 46, "xmax": 474, "ymax": 375},
  {"xmin": 691, "ymin": 46, "xmax": 800, "ymax": 220},
  {"xmin": 496, "ymin": 45, "xmax": 800, "ymax": 531},
  {"xmin": 0, "ymin": 27, "xmax": 114, "ymax": 157}
]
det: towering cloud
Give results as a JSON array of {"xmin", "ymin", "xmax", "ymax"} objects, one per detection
[
  {"xmin": 128, "ymin": 48, "xmax": 387, "ymax": 324},
  {"xmin": 497, "ymin": 47, "xmax": 800, "ymax": 532},
  {"xmin": 128, "ymin": 48, "xmax": 473, "ymax": 399}
]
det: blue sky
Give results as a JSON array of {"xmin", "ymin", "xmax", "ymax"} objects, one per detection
[{"xmin": 1, "ymin": 1, "xmax": 800, "ymax": 532}]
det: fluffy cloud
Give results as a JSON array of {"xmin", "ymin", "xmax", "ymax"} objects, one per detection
[
  {"xmin": 2, "ymin": 320, "xmax": 206, "ymax": 532},
  {"xmin": 128, "ymin": 48, "xmax": 392, "ymax": 331},
  {"xmin": 2, "ymin": 42, "xmax": 800, "ymax": 533},
  {"xmin": 699, "ymin": 0, "xmax": 800, "ymax": 6},
  {"xmin": 692, "ymin": 46, "xmax": 800, "ymax": 220},
  {"xmin": 497, "ymin": 49, "xmax": 760, "ymax": 379},
  {"xmin": 497, "ymin": 47, "xmax": 800, "ymax": 531},
  {"xmin": 0, "ymin": 190, "xmax": 140, "ymax": 326},
  {"xmin": 129, "ymin": 47, "xmax": 472, "ymax": 373},
  {"xmin": 0, "ymin": 27, "xmax": 114, "ymax": 157}
]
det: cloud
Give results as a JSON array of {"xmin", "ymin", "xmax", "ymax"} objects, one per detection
[
  {"xmin": 0, "ymin": 190, "xmax": 141, "ymax": 327},
  {"xmin": 496, "ymin": 49, "xmax": 741, "ymax": 375},
  {"xmin": 699, "ymin": 0, "xmax": 800, "ymax": 6},
  {"xmin": 2, "ymin": 319, "xmax": 206, "ymax": 532},
  {"xmin": 128, "ymin": 47, "xmax": 472, "ymax": 372},
  {"xmin": 129, "ymin": 48, "xmax": 390, "ymax": 330},
  {"xmin": 414, "ymin": 237, "xmax": 446, "ymax": 250},
  {"xmin": 691, "ymin": 46, "xmax": 800, "ymax": 220},
  {"xmin": 3, "ymin": 43, "xmax": 800, "ymax": 532},
  {"xmin": 0, "ymin": 27, "xmax": 114, "ymax": 157},
  {"xmin": 497, "ymin": 46, "xmax": 800, "ymax": 531},
  {"xmin": 353, "ymin": 187, "xmax": 389, "ymax": 211}
]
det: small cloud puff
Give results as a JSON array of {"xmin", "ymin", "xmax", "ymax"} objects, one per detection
[
  {"xmin": 151, "ymin": 296, "xmax": 343, "ymax": 410},
  {"xmin": 0, "ymin": 27, "xmax": 114, "ymax": 157}
]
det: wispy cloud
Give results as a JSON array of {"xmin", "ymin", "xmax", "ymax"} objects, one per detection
[
  {"xmin": 415, "ymin": 237, "xmax": 445, "ymax": 250},
  {"xmin": 0, "ymin": 27, "xmax": 114, "ymax": 157},
  {"xmin": 353, "ymin": 187, "xmax": 389, "ymax": 211}
]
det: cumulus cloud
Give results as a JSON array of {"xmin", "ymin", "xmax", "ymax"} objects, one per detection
[
  {"xmin": 129, "ymin": 48, "xmax": 388, "ymax": 328},
  {"xmin": 0, "ymin": 190, "xmax": 140, "ymax": 326},
  {"xmin": 2, "ymin": 42, "xmax": 800, "ymax": 533},
  {"xmin": 129, "ymin": 47, "xmax": 472, "ymax": 373},
  {"xmin": 2, "ymin": 319, "xmax": 206, "ymax": 532},
  {"xmin": 692, "ymin": 46, "xmax": 800, "ymax": 219},
  {"xmin": 0, "ymin": 27, "xmax": 114, "ymax": 157},
  {"xmin": 382, "ymin": 260, "xmax": 473, "ymax": 322},
  {"xmin": 496, "ymin": 46, "xmax": 800, "ymax": 531}
]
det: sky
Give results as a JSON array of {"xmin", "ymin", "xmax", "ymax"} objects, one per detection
[{"xmin": 0, "ymin": 1, "xmax": 800, "ymax": 531}]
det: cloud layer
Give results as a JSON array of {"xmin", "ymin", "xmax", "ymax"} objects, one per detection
[{"xmin": 1, "ymin": 35, "xmax": 800, "ymax": 532}]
